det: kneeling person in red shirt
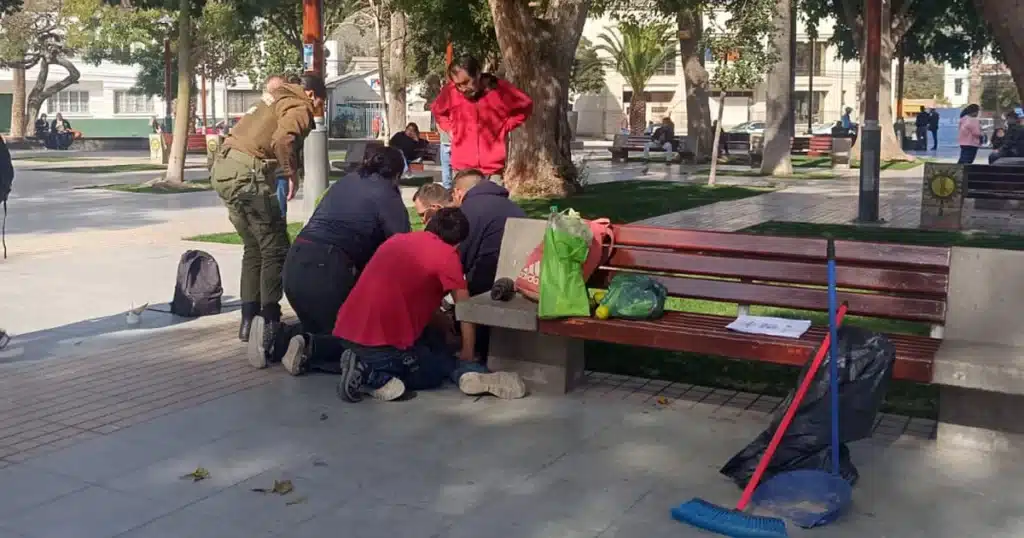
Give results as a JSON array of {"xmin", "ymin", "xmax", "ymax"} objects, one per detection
[{"xmin": 333, "ymin": 207, "xmax": 526, "ymax": 402}]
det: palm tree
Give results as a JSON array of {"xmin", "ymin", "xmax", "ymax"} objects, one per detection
[{"xmin": 596, "ymin": 21, "xmax": 677, "ymax": 135}]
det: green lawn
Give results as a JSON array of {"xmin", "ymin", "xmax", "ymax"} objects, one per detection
[
  {"xmin": 36, "ymin": 163, "xmax": 197, "ymax": 174},
  {"xmin": 850, "ymin": 159, "xmax": 931, "ymax": 171},
  {"xmin": 694, "ymin": 168, "xmax": 839, "ymax": 180},
  {"xmin": 13, "ymin": 155, "xmax": 100, "ymax": 162},
  {"xmin": 85, "ymin": 179, "xmax": 213, "ymax": 194},
  {"xmin": 599, "ymin": 221, "xmax": 1024, "ymax": 419}
]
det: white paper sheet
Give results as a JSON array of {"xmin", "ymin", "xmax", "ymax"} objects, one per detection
[{"xmin": 726, "ymin": 315, "xmax": 812, "ymax": 339}]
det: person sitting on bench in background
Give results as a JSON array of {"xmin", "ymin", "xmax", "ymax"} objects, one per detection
[
  {"xmin": 334, "ymin": 207, "xmax": 527, "ymax": 402},
  {"xmin": 990, "ymin": 109, "xmax": 1024, "ymax": 164},
  {"xmin": 279, "ymin": 145, "xmax": 411, "ymax": 376},
  {"xmin": 389, "ymin": 122, "xmax": 429, "ymax": 175},
  {"xmin": 643, "ymin": 117, "xmax": 676, "ymax": 163}
]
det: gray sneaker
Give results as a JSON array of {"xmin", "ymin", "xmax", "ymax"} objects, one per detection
[
  {"xmin": 337, "ymin": 349, "xmax": 367, "ymax": 402},
  {"xmin": 281, "ymin": 334, "xmax": 309, "ymax": 376},
  {"xmin": 246, "ymin": 316, "xmax": 268, "ymax": 369},
  {"xmin": 458, "ymin": 372, "xmax": 527, "ymax": 399},
  {"xmin": 362, "ymin": 377, "xmax": 406, "ymax": 401}
]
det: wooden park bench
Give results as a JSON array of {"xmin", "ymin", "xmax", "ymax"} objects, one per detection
[
  {"xmin": 162, "ymin": 133, "xmax": 208, "ymax": 154},
  {"xmin": 963, "ymin": 164, "xmax": 1024, "ymax": 201},
  {"xmin": 609, "ymin": 134, "xmax": 695, "ymax": 163},
  {"xmin": 330, "ymin": 139, "xmax": 383, "ymax": 174},
  {"xmin": 459, "ymin": 218, "xmax": 1024, "ymax": 453},
  {"xmin": 808, "ymin": 135, "xmax": 832, "ymax": 156}
]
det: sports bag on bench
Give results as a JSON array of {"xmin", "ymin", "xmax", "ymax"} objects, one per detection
[{"xmin": 515, "ymin": 216, "xmax": 614, "ymax": 301}]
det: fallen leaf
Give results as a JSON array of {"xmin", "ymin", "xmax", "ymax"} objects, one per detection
[
  {"xmin": 319, "ymin": 413, "xmax": 328, "ymax": 421},
  {"xmin": 252, "ymin": 479, "xmax": 294, "ymax": 495},
  {"xmin": 180, "ymin": 467, "xmax": 210, "ymax": 482},
  {"xmin": 656, "ymin": 397, "xmax": 670, "ymax": 406},
  {"xmin": 285, "ymin": 495, "xmax": 308, "ymax": 506}
]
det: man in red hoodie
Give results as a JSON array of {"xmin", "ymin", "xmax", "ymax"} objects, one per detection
[{"xmin": 430, "ymin": 55, "xmax": 533, "ymax": 184}]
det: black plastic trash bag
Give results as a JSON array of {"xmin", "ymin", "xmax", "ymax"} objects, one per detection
[{"xmin": 720, "ymin": 326, "xmax": 896, "ymax": 488}]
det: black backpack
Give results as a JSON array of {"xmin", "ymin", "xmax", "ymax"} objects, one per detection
[{"xmin": 170, "ymin": 250, "xmax": 223, "ymax": 317}]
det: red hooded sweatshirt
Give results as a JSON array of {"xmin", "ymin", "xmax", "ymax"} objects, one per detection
[{"xmin": 431, "ymin": 75, "xmax": 533, "ymax": 175}]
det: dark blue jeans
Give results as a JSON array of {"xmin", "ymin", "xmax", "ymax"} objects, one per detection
[
  {"xmin": 958, "ymin": 145, "xmax": 979, "ymax": 164},
  {"xmin": 351, "ymin": 327, "xmax": 488, "ymax": 390}
]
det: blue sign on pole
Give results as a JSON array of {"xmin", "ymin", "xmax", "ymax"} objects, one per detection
[{"xmin": 303, "ymin": 44, "xmax": 314, "ymax": 72}]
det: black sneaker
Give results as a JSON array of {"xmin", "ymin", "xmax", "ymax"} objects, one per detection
[
  {"xmin": 337, "ymin": 349, "xmax": 367, "ymax": 402},
  {"xmin": 238, "ymin": 302, "xmax": 259, "ymax": 342},
  {"xmin": 281, "ymin": 334, "xmax": 309, "ymax": 376}
]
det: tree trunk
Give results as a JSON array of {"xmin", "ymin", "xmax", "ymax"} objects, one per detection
[
  {"xmin": 387, "ymin": 10, "xmax": 407, "ymax": 131},
  {"xmin": 761, "ymin": 0, "xmax": 793, "ymax": 176},
  {"xmin": 974, "ymin": 0, "xmax": 1024, "ymax": 105},
  {"xmin": 629, "ymin": 98, "xmax": 646, "ymax": 135},
  {"xmin": 25, "ymin": 56, "xmax": 81, "ymax": 131},
  {"xmin": 851, "ymin": 0, "xmax": 911, "ymax": 162},
  {"xmin": 165, "ymin": 0, "xmax": 192, "ymax": 184},
  {"xmin": 370, "ymin": 0, "xmax": 389, "ymax": 139},
  {"xmin": 488, "ymin": 0, "xmax": 588, "ymax": 198},
  {"xmin": 967, "ymin": 53, "xmax": 984, "ymax": 108},
  {"xmin": 707, "ymin": 89, "xmax": 726, "ymax": 185},
  {"xmin": 677, "ymin": 5, "xmax": 712, "ymax": 160},
  {"xmin": 10, "ymin": 68, "xmax": 26, "ymax": 139}
]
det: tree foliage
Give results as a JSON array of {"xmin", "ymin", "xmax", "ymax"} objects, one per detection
[
  {"xmin": 981, "ymin": 74, "xmax": 1021, "ymax": 112},
  {"xmin": 397, "ymin": 0, "xmax": 501, "ymax": 82},
  {"xmin": 570, "ymin": 36, "xmax": 605, "ymax": 96},
  {"xmin": 902, "ymin": 62, "xmax": 945, "ymax": 100},
  {"xmin": 596, "ymin": 20, "xmax": 677, "ymax": 134}
]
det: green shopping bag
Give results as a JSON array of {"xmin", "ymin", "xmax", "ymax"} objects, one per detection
[{"xmin": 538, "ymin": 209, "xmax": 593, "ymax": 319}]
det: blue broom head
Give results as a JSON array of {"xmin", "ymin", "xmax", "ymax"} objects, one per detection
[
  {"xmin": 671, "ymin": 498, "xmax": 789, "ymax": 538},
  {"xmin": 750, "ymin": 469, "xmax": 853, "ymax": 529}
]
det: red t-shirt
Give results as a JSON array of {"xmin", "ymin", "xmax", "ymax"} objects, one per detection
[{"xmin": 333, "ymin": 231, "xmax": 466, "ymax": 349}]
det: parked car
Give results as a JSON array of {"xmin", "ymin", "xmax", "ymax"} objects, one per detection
[{"xmin": 727, "ymin": 121, "xmax": 765, "ymax": 134}]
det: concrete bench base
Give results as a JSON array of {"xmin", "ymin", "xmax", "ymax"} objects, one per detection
[
  {"xmin": 939, "ymin": 386, "xmax": 1024, "ymax": 452},
  {"xmin": 488, "ymin": 328, "xmax": 584, "ymax": 394}
]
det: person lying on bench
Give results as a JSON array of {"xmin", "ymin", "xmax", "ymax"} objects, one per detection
[
  {"xmin": 643, "ymin": 117, "xmax": 676, "ymax": 163},
  {"xmin": 334, "ymin": 207, "xmax": 527, "ymax": 402}
]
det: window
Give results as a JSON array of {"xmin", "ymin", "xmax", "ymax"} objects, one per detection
[
  {"xmin": 114, "ymin": 91, "xmax": 154, "ymax": 114},
  {"xmin": 795, "ymin": 42, "xmax": 828, "ymax": 77},
  {"xmin": 47, "ymin": 91, "xmax": 89, "ymax": 114},
  {"xmin": 227, "ymin": 90, "xmax": 263, "ymax": 115},
  {"xmin": 793, "ymin": 91, "xmax": 828, "ymax": 124},
  {"xmin": 654, "ymin": 48, "xmax": 677, "ymax": 76},
  {"xmin": 954, "ymin": 78, "xmax": 964, "ymax": 96}
]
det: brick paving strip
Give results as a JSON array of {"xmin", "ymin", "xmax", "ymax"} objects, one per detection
[
  {"xmin": 0, "ymin": 311, "xmax": 937, "ymax": 469},
  {"xmin": 0, "ymin": 318, "xmax": 280, "ymax": 467}
]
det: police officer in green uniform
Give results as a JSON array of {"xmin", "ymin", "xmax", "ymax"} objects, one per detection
[{"xmin": 211, "ymin": 73, "xmax": 327, "ymax": 368}]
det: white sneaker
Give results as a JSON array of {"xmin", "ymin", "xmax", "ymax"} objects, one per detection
[
  {"xmin": 458, "ymin": 372, "xmax": 527, "ymax": 399},
  {"xmin": 363, "ymin": 377, "xmax": 406, "ymax": 401},
  {"xmin": 280, "ymin": 334, "xmax": 308, "ymax": 376}
]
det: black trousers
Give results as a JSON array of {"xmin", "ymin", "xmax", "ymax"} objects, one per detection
[{"xmin": 283, "ymin": 239, "xmax": 357, "ymax": 335}]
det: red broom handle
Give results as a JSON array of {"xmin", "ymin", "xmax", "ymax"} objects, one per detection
[{"xmin": 736, "ymin": 303, "xmax": 849, "ymax": 511}]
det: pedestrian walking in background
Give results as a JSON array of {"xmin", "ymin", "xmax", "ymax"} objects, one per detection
[
  {"xmin": 957, "ymin": 104, "xmax": 983, "ymax": 164},
  {"xmin": 210, "ymin": 73, "xmax": 326, "ymax": 368}
]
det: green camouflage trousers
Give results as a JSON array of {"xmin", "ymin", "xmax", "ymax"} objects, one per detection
[{"xmin": 211, "ymin": 149, "xmax": 290, "ymax": 313}]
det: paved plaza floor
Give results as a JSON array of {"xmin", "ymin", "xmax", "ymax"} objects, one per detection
[
  {"xmin": 3, "ymin": 148, "xmax": 1023, "ymax": 536},
  {"xmin": 0, "ymin": 312, "xmax": 1019, "ymax": 538}
]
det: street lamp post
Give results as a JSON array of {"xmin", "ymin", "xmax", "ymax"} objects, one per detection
[
  {"xmin": 302, "ymin": 0, "xmax": 329, "ymax": 219},
  {"xmin": 858, "ymin": 0, "xmax": 882, "ymax": 222}
]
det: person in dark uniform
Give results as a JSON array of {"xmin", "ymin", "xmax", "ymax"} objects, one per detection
[
  {"xmin": 278, "ymin": 146, "xmax": 411, "ymax": 376},
  {"xmin": 927, "ymin": 108, "xmax": 940, "ymax": 150},
  {"xmin": 210, "ymin": 73, "xmax": 326, "ymax": 368},
  {"xmin": 914, "ymin": 106, "xmax": 929, "ymax": 151}
]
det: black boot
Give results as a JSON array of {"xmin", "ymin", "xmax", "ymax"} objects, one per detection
[{"xmin": 238, "ymin": 302, "xmax": 260, "ymax": 343}]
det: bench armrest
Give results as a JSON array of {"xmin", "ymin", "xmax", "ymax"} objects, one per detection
[{"xmin": 455, "ymin": 293, "xmax": 538, "ymax": 332}]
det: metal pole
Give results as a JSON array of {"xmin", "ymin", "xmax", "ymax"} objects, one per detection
[
  {"xmin": 302, "ymin": 0, "xmax": 329, "ymax": 220},
  {"xmin": 896, "ymin": 44, "xmax": 905, "ymax": 119},
  {"xmin": 808, "ymin": 35, "xmax": 815, "ymax": 133},
  {"xmin": 858, "ymin": 0, "xmax": 882, "ymax": 222},
  {"xmin": 163, "ymin": 38, "xmax": 172, "ymax": 131}
]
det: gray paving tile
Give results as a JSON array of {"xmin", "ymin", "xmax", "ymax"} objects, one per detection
[
  {"xmin": 287, "ymin": 497, "xmax": 451, "ymax": 538},
  {"xmin": 0, "ymin": 464, "xmax": 90, "ymax": 519},
  {"xmin": 118, "ymin": 510, "xmax": 277, "ymax": 538},
  {"xmin": 22, "ymin": 434, "xmax": 179, "ymax": 483},
  {"xmin": 183, "ymin": 467, "xmax": 349, "ymax": 536},
  {"xmin": 1, "ymin": 486, "xmax": 171, "ymax": 538}
]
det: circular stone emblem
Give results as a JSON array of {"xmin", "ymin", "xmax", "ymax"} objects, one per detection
[{"xmin": 930, "ymin": 174, "xmax": 957, "ymax": 199}]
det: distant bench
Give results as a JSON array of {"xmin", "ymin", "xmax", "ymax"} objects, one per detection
[
  {"xmin": 459, "ymin": 217, "xmax": 1024, "ymax": 454},
  {"xmin": 964, "ymin": 164, "xmax": 1024, "ymax": 201},
  {"xmin": 162, "ymin": 133, "xmax": 208, "ymax": 154},
  {"xmin": 609, "ymin": 134, "xmax": 695, "ymax": 163}
]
